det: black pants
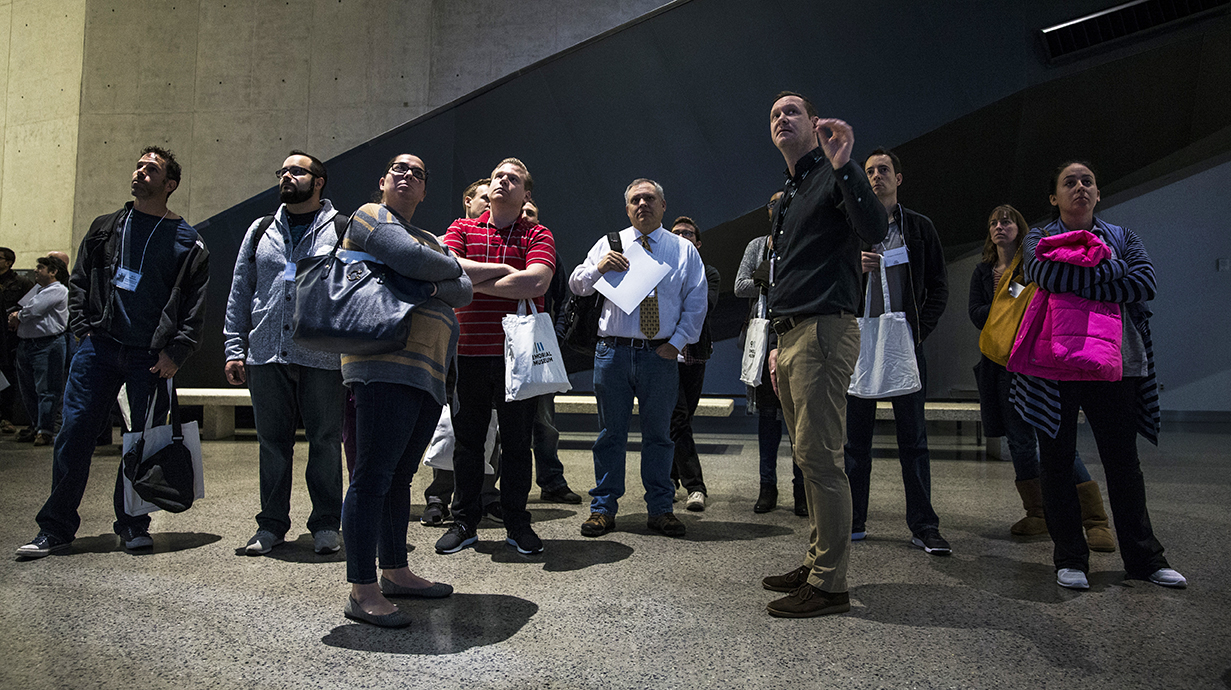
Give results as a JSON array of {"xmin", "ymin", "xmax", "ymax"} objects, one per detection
[
  {"xmin": 451, "ymin": 356, "xmax": 534, "ymax": 531},
  {"xmin": 669, "ymin": 360, "xmax": 707, "ymax": 495},
  {"xmin": 1036, "ymin": 377, "xmax": 1169, "ymax": 577}
]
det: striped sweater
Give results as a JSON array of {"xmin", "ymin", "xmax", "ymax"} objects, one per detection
[
  {"xmin": 1011, "ymin": 217, "xmax": 1160, "ymax": 444},
  {"xmin": 339, "ymin": 203, "xmax": 473, "ymax": 406}
]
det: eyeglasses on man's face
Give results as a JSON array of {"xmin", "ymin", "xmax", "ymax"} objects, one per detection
[
  {"xmin": 275, "ymin": 165, "xmax": 314, "ymax": 179},
  {"xmin": 388, "ymin": 163, "xmax": 428, "ymax": 181}
]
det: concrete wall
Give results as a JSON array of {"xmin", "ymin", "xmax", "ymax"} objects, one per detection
[
  {"xmin": 0, "ymin": 0, "xmax": 664, "ymax": 263},
  {"xmin": 0, "ymin": 0, "xmax": 86, "ymax": 266}
]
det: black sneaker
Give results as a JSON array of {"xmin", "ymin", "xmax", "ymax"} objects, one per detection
[
  {"xmin": 435, "ymin": 523, "xmax": 477, "ymax": 554},
  {"xmin": 15, "ymin": 533, "xmax": 71, "ymax": 559},
  {"xmin": 119, "ymin": 525, "xmax": 153, "ymax": 551},
  {"xmin": 484, "ymin": 503, "xmax": 504, "ymax": 524},
  {"xmin": 911, "ymin": 529, "xmax": 951, "ymax": 556},
  {"xmin": 420, "ymin": 500, "xmax": 450, "ymax": 526},
  {"xmin": 15, "ymin": 427, "xmax": 37, "ymax": 442},
  {"xmin": 540, "ymin": 486, "xmax": 583, "ymax": 504},
  {"xmin": 506, "ymin": 527, "xmax": 544, "ymax": 555}
]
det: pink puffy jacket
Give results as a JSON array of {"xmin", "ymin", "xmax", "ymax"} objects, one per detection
[{"xmin": 1007, "ymin": 230, "xmax": 1123, "ymax": 381}]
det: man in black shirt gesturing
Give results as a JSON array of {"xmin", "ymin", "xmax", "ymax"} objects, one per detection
[{"xmin": 759, "ymin": 92, "xmax": 887, "ymax": 618}]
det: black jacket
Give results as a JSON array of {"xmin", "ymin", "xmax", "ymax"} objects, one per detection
[
  {"xmin": 861, "ymin": 204, "xmax": 948, "ymax": 344},
  {"xmin": 70, "ymin": 203, "xmax": 210, "ymax": 367}
]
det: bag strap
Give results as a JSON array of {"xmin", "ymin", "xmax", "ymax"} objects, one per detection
[{"xmin": 862, "ymin": 256, "xmax": 893, "ymax": 317}]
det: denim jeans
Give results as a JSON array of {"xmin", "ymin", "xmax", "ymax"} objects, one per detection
[
  {"xmin": 590, "ymin": 339, "xmax": 679, "ymax": 518},
  {"xmin": 451, "ymin": 356, "xmax": 534, "ymax": 531},
  {"xmin": 669, "ymin": 360, "xmax": 707, "ymax": 495},
  {"xmin": 16, "ymin": 334, "xmax": 66, "ymax": 434},
  {"xmin": 987, "ymin": 360, "xmax": 1092, "ymax": 484},
  {"xmin": 844, "ymin": 344, "xmax": 940, "ymax": 537},
  {"xmin": 345, "ymin": 382, "xmax": 440, "ymax": 584},
  {"xmin": 246, "ymin": 363, "xmax": 345, "ymax": 537},
  {"xmin": 423, "ymin": 411, "xmax": 502, "ymax": 509},
  {"xmin": 1036, "ymin": 378, "xmax": 1169, "ymax": 577},
  {"xmin": 758, "ymin": 407, "xmax": 802, "ymax": 488},
  {"xmin": 35, "ymin": 335, "xmax": 158, "ymax": 541},
  {"xmin": 532, "ymin": 393, "xmax": 568, "ymax": 492}
]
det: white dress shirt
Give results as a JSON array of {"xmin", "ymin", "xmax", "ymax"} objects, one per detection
[{"xmin": 569, "ymin": 226, "xmax": 708, "ymax": 352}]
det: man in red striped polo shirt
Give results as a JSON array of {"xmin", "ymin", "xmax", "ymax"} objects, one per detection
[{"xmin": 436, "ymin": 158, "xmax": 556, "ymax": 556}]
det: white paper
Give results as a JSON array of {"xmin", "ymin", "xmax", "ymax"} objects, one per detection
[{"xmin": 594, "ymin": 237, "xmax": 671, "ymax": 315}]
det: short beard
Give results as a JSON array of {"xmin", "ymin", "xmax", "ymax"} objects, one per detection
[{"xmin": 280, "ymin": 182, "xmax": 314, "ymax": 205}]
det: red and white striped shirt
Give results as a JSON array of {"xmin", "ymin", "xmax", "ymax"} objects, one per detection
[{"xmin": 443, "ymin": 211, "xmax": 556, "ymax": 356}]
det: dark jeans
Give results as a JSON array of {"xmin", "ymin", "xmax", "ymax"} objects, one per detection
[
  {"xmin": 16, "ymin": 334, "xmax": 66, "ymax": 434},
  {"xmin": 345, "ymin": 382, "xmax": 440, "ymax": 584},
  {"xmin": 844, "ymin": 345, "xmax": 939, "ymax": 536},
  {"xmin": 451, "ymin": 356, "xmax": 534, "ymax": 531},
  {"xmin": 35, "ymin": 335, "xmax": 158, "ymax": 541},
  {"xmin": 758, "ymin": 406, "xmax": 802, "ymax": 488},
  {"xmin": 247, "ymin": 363, "xmax": 344, "ymax": 537},
  {"xmin": 669, "ymin": 360, "xmax": 707, "ymax": 495},
  {"xmin": 984, "ymin": 358, "xmax": 1091, "ymax": 483},
  {"xmin": 1036, "ymin": 377, "xmax": 1169, "ymax": 577},
  {"xmin": 423, "ymin": 410, "xmax": 502, "ymax": 508},
  {"xmin": 532, "ymin": 393, "xmax": 568, "ymax": 491}
]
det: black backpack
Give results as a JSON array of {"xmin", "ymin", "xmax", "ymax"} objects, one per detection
[{"xmin": 560, "ymin": 231, "xmax": 623, "ymax": 354}]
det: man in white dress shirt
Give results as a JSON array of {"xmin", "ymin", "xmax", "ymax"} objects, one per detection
[{"xmin": 568, "ymin": 179, "xmax": 708, "ymax": 538}]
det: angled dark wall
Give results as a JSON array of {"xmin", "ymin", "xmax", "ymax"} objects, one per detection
[{"xmin": 186, "ymin": 0, "xmax": 1231, "ymax": 401}]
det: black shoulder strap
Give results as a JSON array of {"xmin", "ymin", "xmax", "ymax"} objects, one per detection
[
  {"xmin": 248, "ymin": 214, "xmax": 276, "ymax": 263},
  {"xmin": 608, "ymin": 231, "xmax": 623, "ymax": 253}
]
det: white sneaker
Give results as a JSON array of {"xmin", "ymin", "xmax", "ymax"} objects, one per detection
[
  {"xmin": 1056, "ymin": 568, "xmax": 1089, "ymax": 590},
  {"xmin": 685, "ymin": 491, "xmax": 706, "ymax": 512},
  {"xmin": 1148, "ymin": 568, "xmax": 1187, "ymax": 588}
]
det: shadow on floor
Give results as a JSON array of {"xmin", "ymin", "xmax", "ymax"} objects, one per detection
[
  {"xmin": 321, "ymin": 593, "xmax": 538, "ymax": 655},
  {"xmin": 473, "ymin": 538, "xmax": 635, "ymax": 572},
  {"xmin": 850, "ymin": 582, "xmax": 1100, "ymax": 673},
  {"xmin": 56, "ymin": 531, "xmax": 221, "ymax": 556}
]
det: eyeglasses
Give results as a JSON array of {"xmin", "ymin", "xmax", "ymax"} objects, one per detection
[
  {"xmin": 275, "ymin": 165, "xmax": 314, "ymax": 179},
  {"xmin": 388, "ymin": 163, "xmax": 429, "ymax": 181},
  {"xmin": 673, "ymin": 229, "xmax": 697, "ymax": 239}
]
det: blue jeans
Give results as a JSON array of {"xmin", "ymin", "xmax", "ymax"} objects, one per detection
[
  {"xmin": 35, "ymin": 335, "xmax": 158, "ymax": 541},
  {"xmin": 988, "ymin": 360, "xmax": 1091, "ymax": 484},
  {"xmin": 532, "ymin": 393, "xmax": 568, "ymax": 492},
  {"xmin": 247, "ymin": 363, "xmax": 345, "ymax": 537},
  {"xmin": 16, "ymin": 334, "xmax": 66, "ymax": 434},
  {"xmin": 844, "ymin": 344, "xmax": 939, "ymax": 536},
  {"xmin": 758, "ymin": 406, "xmax": 802, "ymax": 488},
  {"xmin": 590, "ymin": 339, "xmax": 679, "ymax": 518},
  {"xmin": 345, "ymin": 382, "xmax": 440, "ymax": 584}
]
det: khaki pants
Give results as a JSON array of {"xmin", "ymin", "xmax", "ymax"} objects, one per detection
[{"xmin": 776, "ymin": 314, "xmax": 860, "ymax": 592}]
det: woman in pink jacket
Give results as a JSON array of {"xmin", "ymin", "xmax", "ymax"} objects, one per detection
[{"xmin": 1014, "ymin": 162, "xmax": 1185, "ymax": 591}]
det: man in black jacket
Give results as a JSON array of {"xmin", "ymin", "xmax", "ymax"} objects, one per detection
[
  {"xmin": 844, "ymin": 148, "xmax": 950, "ymax": 555},
  {"xmin": 16, "ymin": 146, "xmax": 210, "ymax": 559}
]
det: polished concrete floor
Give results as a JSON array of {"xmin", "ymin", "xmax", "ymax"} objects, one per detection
[{"xmin": 2, "ymin": 420, "xmax": 1229, "ymax": 690}]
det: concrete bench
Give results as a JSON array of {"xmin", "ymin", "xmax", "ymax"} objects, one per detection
[
  {"xmin": 554, "ymin": 395, "xmax": 734, "ymax": 417},
  {"xmin": 177, "ymin": 388, "xmax": 252, "ymax": 440}
]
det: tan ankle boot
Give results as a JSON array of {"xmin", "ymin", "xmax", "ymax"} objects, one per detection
[
  {"xmin": 1076, "ymin": 480, "xmax": 1116, "ymax": 552},
  {"xmin": 1011, "ymin": 479, "xmax": 1048, "ymax": 536}
]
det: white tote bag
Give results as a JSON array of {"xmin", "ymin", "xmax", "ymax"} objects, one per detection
[
  {"xmin": 503, "ymin": 299, "xmax": 572, "ymax": 402},
  {"xmin": 422, "ymin": 406, "xmax": 498, "ymax": 474},
  {"xmin": 740, "ymin": 294, "xmax": 770, "ymax": 386},
  {"xmin": 121, "ymin": 381, "xmax": 205, "ymax": 516},
  {"xmin": 847, "ymin": 257, "xmax": 921, "ymax": 399}
]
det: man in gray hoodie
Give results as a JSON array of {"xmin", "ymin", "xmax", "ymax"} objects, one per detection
[{"xmin": 224, "ymin": 150, "xmax": 347, "ymax": 557}]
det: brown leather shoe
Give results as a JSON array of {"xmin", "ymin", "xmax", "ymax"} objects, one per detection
[
  {"xmin": 767, "ymin": 584, "xmax": 851, "ymax": 618},
  {"xmin": 762, "ymin": 565, "xmax": 810, "ymax": 592},
  {"xmin": 33, "ymin": 433, "xmax": 53, "ymax": 446},
  {"xmin": 580, "ymin": 512, "xmax": 615, "ymax": 537},
  {"xmin": 646, "ymin": 512, "xmax": 686, "ymax": 537}
]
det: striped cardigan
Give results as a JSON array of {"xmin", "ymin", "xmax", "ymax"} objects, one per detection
[
  {"xmin": 339, "ymin": 203, "xmax": 473, "ymax": 406},
  {"xmin": 1010, "ymin": 217, "xmax": 1161, "ymax": 444}
]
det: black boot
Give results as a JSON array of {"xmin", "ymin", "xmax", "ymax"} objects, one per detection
[
  {"xmin": 754, "ymin": 484, "xmax": 778, "ymax": 513},
  {"xmin": 793, "ymin": 484, "xmax": 808, "ymax": 517}
]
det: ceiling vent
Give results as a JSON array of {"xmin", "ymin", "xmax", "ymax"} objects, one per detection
[{"xmin": 1040, "ymin": 0, "xmax": 1230, "ymax": 64}]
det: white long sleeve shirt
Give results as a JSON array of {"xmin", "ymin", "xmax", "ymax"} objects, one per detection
[
  {"xmin": 568, "ymin": 226, "xmax": 708, "ymax": 352},
  {"xmin": 16, "ymin": 282, "xmax": 69, "ymax": 339}
]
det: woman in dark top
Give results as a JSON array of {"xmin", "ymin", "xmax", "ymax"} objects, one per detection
[
  {"xmin": 969, "ymin": 205, "xmax": 1109, "ymax": 546},
  {"xmin": 1014, "ymin": 162, "xmax": 1184, "ymax": 590}
]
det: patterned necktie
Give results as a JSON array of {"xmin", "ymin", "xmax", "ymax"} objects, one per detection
[{"xmin": 637, "ymin": 234, "xmax": 659, "ymax": 339}]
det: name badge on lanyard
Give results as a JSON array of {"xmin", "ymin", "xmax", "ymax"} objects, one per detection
[
  {"xmin": 881, "ymin": 245, "xmax": 909, "ymax": 267},
  {"xmin": 113, "ymin": 267, "xmax": 142, "ymax": 291},
  {"xmin": 1008, "ymin": 281, "xmax": 1026, "ymax": 299}
]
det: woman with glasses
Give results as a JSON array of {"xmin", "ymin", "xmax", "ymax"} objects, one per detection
[{"xmin": 340, "ymin": 154, "xmax": 472, "ymax": 627}]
